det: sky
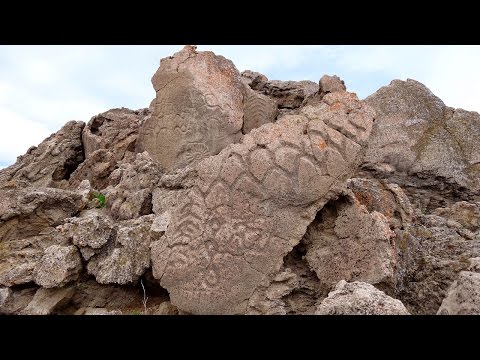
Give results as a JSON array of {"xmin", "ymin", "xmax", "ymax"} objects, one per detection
[{"xmin": 0, "ymin": 45, "xmax": 479, "ymax": 169}]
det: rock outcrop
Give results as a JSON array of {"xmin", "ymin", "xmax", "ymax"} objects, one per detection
[
  {"xmin": 0, "ymin": 47, "xmax": 478, "ymax": 316},
  {"xmin": 315, "ymin": 280, "xmax": 410, "ymax": 315},
  {"xmin": 151, "ymin": 89, "xmax": 375, "ymax": 314}
]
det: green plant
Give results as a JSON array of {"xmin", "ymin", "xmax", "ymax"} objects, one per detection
[{"xmin": 92, "ymin": 192, "xmax": 106, "ymax": 208}]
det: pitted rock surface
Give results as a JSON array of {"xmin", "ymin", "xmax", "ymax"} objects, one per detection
[{"xmin": 151, "ymin": 91, "xmax": 374, "ymax": 314}]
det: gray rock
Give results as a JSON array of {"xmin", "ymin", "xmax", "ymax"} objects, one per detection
[
  {"xmin": 152, "ymin": 301, "xmax": 178, "ymax": 315},
  {"xmin": 315, "ymin": 280, "xmax": 410, "ymax": 315},
  {"xmin": 152, "ymin": 90, "xmax": 374, "ymax": 314},
  {"xmin": 0, "ymin": 121, "xmax": 84, "ymax": 189},
  {"xmin": 33, "ymin": 245, "xmax": 82, "ymax": 288},
  {"xmin": 437, "ymin": 271, "xmax": 480, "ymax": 315},
  {"xmin": 23, "ymin": 287, "xmax": 75, "ymax": 315},
  {"xmin": 137, "ymin": 45, "xmax": 244, "ymax": 172},
  {"xmin": 363, "ymin": 79, "xmax": 480, "ymax": 204},
  {"xmin": 0, "ymin": 287, "xmax": 11, "ymax": 309},
  {"xmin": 242, "ymin": 84, "xmax": 278, "ymax": 134}
]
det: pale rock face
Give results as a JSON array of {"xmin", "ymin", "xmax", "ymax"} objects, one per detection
[
  {"xmin": 242, "ymin": 83, "xmax": 278, "ymax": 134},
  {"xmin": 137, "ymin": 45, "xmax": 245, "ymax": 172},
  {"xmin": 364, "ymin": 79, "xmax": 480, "ymax": 194},
  {"xmin": 22, "ymin": 287, "xmax": 76, "ymax": 315},
  {"xmin": 82, "ymin": 108, "xmax": 149, "ymax": 160},
  {"xmin": 304, "ymin": 194, "xmax": 397, "ymax": 289},
  {"xmin": 0, "ymin": 188, "xmax": 84, "ymax": 286},
  {"xmin": 437, "ymin": 271, "xmax": 480, "ymax": 315},
  {"xmin": 0, "ymin": 121, "xmax": 84, "ymax": 189},
  {"xmin": 33, "ymin": 245, "xmax": 82, "ymax": 288},
  {"xmin": 0, "ymin": 287, "xmax": 11, "ymax": 308},
  {"xmin": 151, "ymin": 90, "xmax": 375, "ymax": 314},
  {"xmin": 315, "ymin": 280, "xmax": 410, "ymax": 315}
]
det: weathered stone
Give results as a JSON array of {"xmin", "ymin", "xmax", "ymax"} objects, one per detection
[
  {"xmin": 315, "ymin": 280, "xmax": 410, "ymax": 315},
  {"xmin": 83, "ymin": 307, "xmax": 122, "ymax": 315},
  {"xmin": 86, "ymin": 215, "xmax": 154, "ymax": 285},
  {"xmin": 23, "ymin": 287, "xmax": 75, "ymax": 315},
  {"xmin": 68, "ymin": 149, "xmax": 117, "ymax": 191},
  {"xmin": 137, "ymin": 45, "xmax": 244, "ymax": 172},
  {"xmin": 104, "ymin": 152, "xmax": 161, "ymax": 220},
  {"xmin": 240, "ymin": 70, "xmax": 268, "ymax": 89},
  {"xmin": 33, "ymin": 245, "xmax": 82, "ymax": 288},
  {"xmin": 152, "ymin": 90, "xmax": 374, "ymax": 314},
  {"xmin": 432, "ymin": 201, "xmax": 480, "ymax": 232},
  {"xmin": 0, "ymin": 121, "xmax": 84, "ymax": 189},
  {"xmin": 152, "ymin": 301, "xmax": 179, "ymax": 315},
  {"xmin": 242, "ymin": 84, "xmax": 278, "ymax": 134},
  {"xmin": 318, "ymin": 75, "xmax": 346, "ymax": 98},
  {"xmin": 304, "ymin": 193, "xmax": 397, "ymax": 289},
  {"xmin": 0, "ymin": 287, "xmax": 37, "ymax": 315},
  {"xmin": 0, "ymin": 287, "xmax": 11, "ymax": 309},
  {"xmin": 363, "ymin": 79, "xmax": 480, "ymax": 206},
  {"xmin": 82, "ymin": 108, "xmax": 149, "ymax": 160},
  {"xmin": 437, "ymin": 271, "xmax": 480, "ymax": 315},
  {"xmin": 0, "ymin": 188, "xmax": 83, "ymax": 286}
]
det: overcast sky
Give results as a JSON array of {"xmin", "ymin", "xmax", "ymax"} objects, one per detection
[{"xmin": 0, "ymin": 45, "xmax": 479, "ymax": 169}]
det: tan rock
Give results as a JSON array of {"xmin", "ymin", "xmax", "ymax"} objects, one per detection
[
  {"xmin": 152, "ymin": 301, "xmax": 178, "ymax": 315},
  {"xmin": 304, "ymin": 194, "xmax": 397, "ymax": 288},
  {"xmin": 33, "ymin": 245, "xmax": 82, "ymax": 288},
  {"xmin": 242, "ymin": 84, "xmax": 278, "ymax": 134},
  {"xmin": 152, "ymin": 90, "xmax": 374, "ymax": 314},
  {"xmin": 315, "ymin": 280, "xmax": 410, "ymax": 315},
  {"xmin": 23, "ymin": 287, "xmax": 75, "ymax": 315},
  {"xmin": 437, "ymin": 271, "xmax": 480, "ymax": 315},
  {"xmin": 137, "ymin": 45, "xmax": 244, "ymax": 171}
]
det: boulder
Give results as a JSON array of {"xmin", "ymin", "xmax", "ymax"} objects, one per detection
[
  {"xmin": 33, "ymin": 245, "xmax": 82, "ymax": 288},
  {"xmin": 151, "ymin": 90, "xmax": 374, "ymax": 314},
  {"xmin": 137, "ymin": 45, "xmax": 244, "ymax": 172},
  {"xmin": 315, "ymin": 280, "xmax": 410, "ymax": 315},
  {"xmin": 437, "ymin": 271, "xmax": 480, "ymax": 315},
  {"xmin": 22, "ymin": 287, "xmax": 75, "ymax": 315}
]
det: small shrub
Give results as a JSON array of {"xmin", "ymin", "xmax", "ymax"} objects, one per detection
[{"xmin": 92, "ymin": 192, "xmax": 106, "ymax": 208}]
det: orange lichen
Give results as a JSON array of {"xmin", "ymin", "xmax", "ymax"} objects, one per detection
[{"xmin": 318, "ymin": 140, "xmax": 327, "ymax": 150}]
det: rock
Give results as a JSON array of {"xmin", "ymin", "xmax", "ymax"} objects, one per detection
[
  {"xmin": 68, "ymin": 149, "xmax": 117, "ymax": 191},
  {"xmin": 0, "ymin": 287, "xmax": 37, "ymax": 315},
  {"xmin": 59, "ymin": 210, "xmax": 115, "ymax": 260},
  {"xmin": 86, "ymin": 215, "xmax": 154, "ymax": 285},
  {"xmin": 0, "ymin": 188, "xmax": 83, "ymax": 286},
  {"xmin": 242, "ymin": 84, "xmax": 278, "ymax": 134},
  {"xmin": 318, "ymin": 75, "xmax": 346, "ymax": 98},
  {"xmin": 152, "ymin": 301, "xmax": 179, "ymax": 315},
  {"xmin": 432, "ymin": 201, "xmax": 480, "ymax": 232},
  {"xmin": 23, "ymin": 287, "xmax": 75, "ymax": 315},
  {"xmin": 437, "ymin": 271, "xmax": 480, "ymax": 315},
  {"xmin": 362, "ymin": 79, "xmax": 480, "ymax": 209},
  {"xmin": 82, "ymin": 108, "xmax": 149, "ymax": 160},
  {"xmin": 152, "ymin": 90, "xmax": 375, "ymax": 314},
  {"xmin": 104, "ymin": 152, "xmax": 161, "ymax": 221},
  {"xmin": 33, "ymin": 245, "xmax": 82, "ymax": 288},
  {"xmin": 303, "ymin": 193, "xmax": 397, "ymax": 289},
  {"xmin": 83, "ymin": 307, "xmax": 122, "ymax": 315},
  {"xmin": 0, "ymin": 121, "xmax": 84, "ymax": 189},
  {"xmin": 240, "ymin": 70, "xmax": 268, "ymax": 89},
  {"xmin": 315, "ymin": 280, "xmax": 410, "ymax": 315},
  {"xmin": 467, "ymin": 257, "xmax": 480, "ymax": 272},
  {"xmin": 150, "ymin": 212, "xmax": 171, "ymax": 239},
  {"xmin": 0, "ymin": 287, "xmax": 11, "ymax": 308},
  {"xmin": 137, "ymin": 45, "xmax": 244, "ymax": 172},
  {"xmin": 70, "ymin": 279, "xmax": 144, "ymax": 310}
]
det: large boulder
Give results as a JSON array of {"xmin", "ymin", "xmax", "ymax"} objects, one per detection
[
  {"xmin": 315, "ymin": 280, "xmax": 410, "ymax": 315},
  {"xmin": 137, "ymin": 45, "xmax": 245, "ymax": 172},
  {"xmin": 303, "ymin": 193, "xmax": 397, "ymax": 289},
  {"xmin": 362, "ymin": 79, "xmax": 480, "ymax": 209},
  {"xmin": 437, "ymin": 270, "xmax": 480, "ymax": 315},
  {"xmin": 151, "ymin": 90, "xmax": 375, "ymax": 314},
  {"xmin": 33, "ymin": 245, "xmax": 82, "ymax": 288}
]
